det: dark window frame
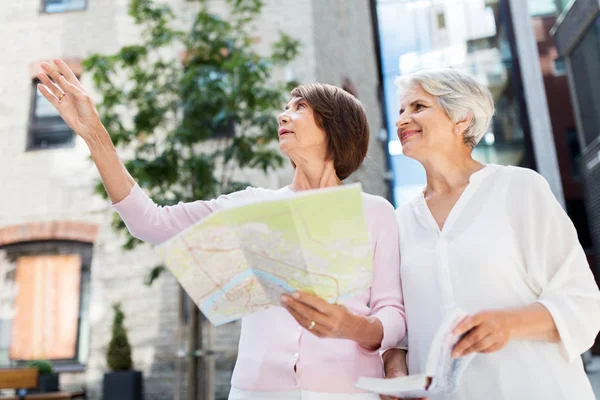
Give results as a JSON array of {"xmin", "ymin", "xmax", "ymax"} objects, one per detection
[
  {"xmin": 41, "ymin": 0, "xmax": 87, "ymax": 14},
  {"xmin": 0, "ymin": 240, "xmax": 92, "ymax": 370},
  {"xmin": 27, "ymin": 80, "xmax": 75, "ymax": 151}
]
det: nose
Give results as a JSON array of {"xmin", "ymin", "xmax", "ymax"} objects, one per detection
[
  {"xmin": 278, "ymin": 111, "xmax": 290, "ymax": 126},
  {"xmin": 396, "ymin": 110, "xmax": 411, "ymax": 129}
]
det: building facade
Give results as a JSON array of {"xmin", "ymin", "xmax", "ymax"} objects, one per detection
[
  {"xmin": 0, "ymin": 1, "xmax": 388, "ymax": 399},
  {"xmin": 552, "ymin": 0, "xmax": 600, "ymax": 352},
  {"xmin": 375, "ymin": 0, "xmax": 599, "ymax": 353}
]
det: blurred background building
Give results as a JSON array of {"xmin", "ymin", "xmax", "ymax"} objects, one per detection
[
  {"xmin": 376, "ymin": 0, "xmax": 600, "ymax": 353},
  {"xmin": 0, "ymin": 0, "xmax": 599, "ymax": 399},
  {"xmin": 0, "ymin": 0, "xmax": 389, "ymax": 399}
]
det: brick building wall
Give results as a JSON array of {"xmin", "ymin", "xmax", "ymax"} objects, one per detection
[{"xmin": 0, "ymin": 1, "xmax": 388, "ymax": 399}]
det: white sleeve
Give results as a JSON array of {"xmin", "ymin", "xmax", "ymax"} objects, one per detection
[{"xmin": 509, "ymin": 168, "xmax": 600, "ymax": 362}]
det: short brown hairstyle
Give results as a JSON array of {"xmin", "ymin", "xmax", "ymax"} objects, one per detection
[{"xmin": 290, "ymin": 83, "xmax": 369, "ymax": 180}]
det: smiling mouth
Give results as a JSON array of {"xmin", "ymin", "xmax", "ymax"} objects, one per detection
[{"xmin": 401, "ymin": 130, "xmax": 421, "ymax": 141}]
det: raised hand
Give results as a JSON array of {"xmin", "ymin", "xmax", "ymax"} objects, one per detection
[{"xmin": 37, "ymin": 59, "xmax": 104, "ymax": 141}]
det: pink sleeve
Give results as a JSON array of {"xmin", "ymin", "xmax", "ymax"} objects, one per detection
[
  {"xmin": 112, "ymin": 184, "xmax": 257, "ymax": 245},
  {"xmin": 364, "ymin": 197, "xmax": 406, "ymax": 352}
]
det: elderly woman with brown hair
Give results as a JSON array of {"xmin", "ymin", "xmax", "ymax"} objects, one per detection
[
  {"xmin": 37, "ymin": 59, "xmax": 405, "ymax": 400},
  {"xmin": 383, "ymin": 68, "xmax": 600, "ymax": 400}
]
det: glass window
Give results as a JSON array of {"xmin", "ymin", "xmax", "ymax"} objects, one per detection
[
  {"xmin": 566, "ymin": 127, "xmax": 581, "ymax": 179},
  {"xmin": 376, "ymin": 0, "xmax": 531, "ymax": 206},
  {"xmin": 43, "ymin": 0, "xmax": 86, "ymax": 13},
  {"xmin": 527, "ymin": 0, "xmax": 558, "ymax": 16},
  {"xmin": 556, "ymin": 0, "xmax": 573, "ymax": 13},
  {"xmin": 28, "ymin": 81, "xmax": 74, "ymax": 151},
  {"xmin": 0, "ymin": 242, "xmax": 92, "ymax": 368},
  {"xmin": 553, "ymin": 57, "xmax": 566, "ymax": 76},
  {"xmin": 569, "ymin": 15, "xmax": 600, "ymax": 148}
]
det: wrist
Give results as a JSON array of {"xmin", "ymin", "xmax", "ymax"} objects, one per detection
[
  {"xmin": 348, "ymin": 315, "xmax": 383, "ymax": 350},
  {"xmin": 503, "ymin": 309, "xmax": 521, "ymax": 340},
  {"xmin": 382, "ymin": 348, "xmax": 408, "ymax": 376},
  {"xmin": 84, "ymin": 126, "xmax": 113, "ymax": 152}
]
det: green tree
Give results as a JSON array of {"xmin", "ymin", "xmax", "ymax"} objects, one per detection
[
  {"xmin": 83, "ymin": 0, "xmax": 300, "ymax": 398},
  {"xmin": 106, "ymin": 304, "xmax": 133, "ymax": 371},
  {"xmin": 84, "ymin": 0, "xmax": 300, "ymax": 260}
]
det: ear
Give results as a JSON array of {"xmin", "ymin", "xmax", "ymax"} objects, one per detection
[{"xmin": 453, "ymin": 115, "xmax": 473, "ymax": 136}]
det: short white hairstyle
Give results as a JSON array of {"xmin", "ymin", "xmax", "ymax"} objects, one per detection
[{"xmin": 395, "ymin": 68, "xmax": 495, "ymax": 148}]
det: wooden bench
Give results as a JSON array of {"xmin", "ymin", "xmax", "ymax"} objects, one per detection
[{"xmin": 0, "ymin": 368, "xmax": 85, "ymax": 400}]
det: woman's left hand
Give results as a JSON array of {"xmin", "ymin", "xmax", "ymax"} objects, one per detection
[
  {"xmin": 280, "ymin": 292, "xmax": 359, "ymax": 339},
  {"xmin": 452, "ymin": 310, "xmax": 515, "ymax": 358}
]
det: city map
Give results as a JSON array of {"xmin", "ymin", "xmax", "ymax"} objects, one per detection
[{"xmin": 155, "ymin": 184, "xmax": 373, "ymax": 325}]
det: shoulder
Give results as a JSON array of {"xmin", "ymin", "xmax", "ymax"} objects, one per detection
[
  {"xmin": 208, "ymin": 186, "xmax": 291, "ymax": 209},
  {"xmin": 502, "ymin": 165, "xmax": 547, "ymax": 186},
  {"xmin": 394, "ymin": 193, "xmax": 421, "ymax": 222},
  {"xmin": 500, "ymin": 166, "xmax": 553, "ymax": 200},
  {"xmin": 360, "ymin": 193, "xmax": 398, "ymax": 231},
  {"xmin": 360, "ymin": 192, "xmax": 395, "ymax": 217}
]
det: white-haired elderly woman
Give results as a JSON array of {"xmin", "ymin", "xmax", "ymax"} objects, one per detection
[{"xmin": 382, "ymin": 68, "xmax": 600, "ymax": 400}]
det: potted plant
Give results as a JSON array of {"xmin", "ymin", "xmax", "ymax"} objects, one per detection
[
  {"xmin": 26, "ymin": 360, "xmax": 59, "ymax": 393},
  {"xmin": 102, "ymin": 304, "xmax": 144, "ymax": 400}
]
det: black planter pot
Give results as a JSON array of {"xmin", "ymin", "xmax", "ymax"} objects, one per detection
[
  {"xmin": 102, "ymin": 370, "xmax": 144, "ymax": 400},
  {"xmin": 27, "ymin": 373, "xmax": 59, "ymax": 393}
]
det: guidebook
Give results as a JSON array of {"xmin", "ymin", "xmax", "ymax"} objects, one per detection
[
  {"xmin": 155, "ymin": 184, "xmax": 374, "ymax": 326},
  {"xmin": 356, "ymin": 308, "xmax": 476, "ymax": 398}
]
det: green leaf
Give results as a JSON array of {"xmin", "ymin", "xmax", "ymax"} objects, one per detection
[
  {"xmin": 145, "ymin": 265, "xmax": 166, "ymax": 286},
  {"xmin": 84, "ymin": 0, "xmax": 301, "ymax": 285}
]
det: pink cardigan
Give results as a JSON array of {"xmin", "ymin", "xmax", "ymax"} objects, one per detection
[{"xmin": 113, "ymin": 184, "xmax": 405, "ymax": 393}]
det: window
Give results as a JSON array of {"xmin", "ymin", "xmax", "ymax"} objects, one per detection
[
  {"xmin": 527, "ymin": 0, "xmax": 558, "ymax": 16},
  {"xmin": 436, "ymin": 12, "xmax": 446, "ymax": 29},
  {"xmin": 42, "ymin": 0, "xmax": 86, "ymax": 13},
  {"xmin": 0, "ymin": 242, "xmax": 92, "ymax": 368},
  {"xmin": 28, "ymin": 80, "xmax": 74, "ymax": 151},
  {"xmin": 569, "ymin": 15, "xmax": 600, "ymax": 148},
  {"xmin": 556, "ymin": 0, "xmax": 574, "ymax": 13},
  {"xmin": 566, "ymin": 128, "xmax": 582, "ymax": 179},
  {"xmin": 553, "ymin": 57, "xmax": 566, "ymax": 76}
]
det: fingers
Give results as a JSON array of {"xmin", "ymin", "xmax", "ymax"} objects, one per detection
[
  {"xmin": 283, "ymin": 302, "xmax": 327, "ymax": 337},
  {"xmin": 453, "ymin": 313, "xmax": 483, "ymax": 337},
  {"xmin": 40, "ymin": 62, "xmax": 64, "ymax": 89},
  {"xmin": 53, "ymin": 58, "xmax": 82, "ymax": 88},
  {"xmin": 37, "ymin": 72, "xmax": 64, "ymax": 100},
  {"xmin": 281, "ymin": 294, "xmax": 329, "ymax": 331},
  {"xmin": 57, "ymin": 74, "xmax": 82, "ymax": 96},
  {"xmin": 37, "ymin": 84, "xmax": 61, "ymax": 109},
  {"xmin": 289, "ymin": 291, "xmax": 331, "ymax": 314},
  {"xmin": 452, "ymin": 325, "xmax": 491, "ymax": 358},
  {"xmin": 458, "ymin": 331, "xmax": 495, "ymax": 357}
]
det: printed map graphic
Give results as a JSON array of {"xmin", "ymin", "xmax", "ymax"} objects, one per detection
[{"xmin": 156, "ymin": 184, "xmax": 373, "ymax": 325}]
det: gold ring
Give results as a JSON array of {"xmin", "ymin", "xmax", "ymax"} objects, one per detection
[
  {"xmin": 308, "ymin": 320, "xmax": 316, "ymax": 330},
  {"xmin": 58, "ymin": 93, "xmax": 65, "ymax": 101}
]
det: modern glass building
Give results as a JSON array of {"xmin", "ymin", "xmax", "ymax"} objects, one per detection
[
  {"xmin": 373, "ymin": 0, "xmax": 599, "ymax": 353},
  {"xmin": 552, "ymin": 0, "xmax": 600, "ymax": 322},
  {"xmin": 375, "ymin": 0, "xmax": 534, "ymax": 206}
]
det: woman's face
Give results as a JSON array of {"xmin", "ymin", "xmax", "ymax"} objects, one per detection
[
  {"xmin": 395, "ymin": 84, "xmax": 456, "ymax": 160},
  {"xmin": 277, "ymin": 97, "xmax": 327, "ymax": 159}
]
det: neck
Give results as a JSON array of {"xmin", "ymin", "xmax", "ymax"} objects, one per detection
[
  {"xmin": 289, "ymin": 155, "xmax": 342, "ymax": 191},
  {"xmin": 420, "ymin": 151, "xmax": 484, "ymax": 195}
]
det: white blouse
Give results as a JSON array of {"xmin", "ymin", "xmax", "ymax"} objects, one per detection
[{"xmin": 396, "ymin": 164, "xmax": 600, "ymax": 400}]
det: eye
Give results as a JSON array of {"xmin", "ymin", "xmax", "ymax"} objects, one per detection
[
  {"xmin": 297, "ymin": 102, "xmax": 307, "ymax": 109},
  {"xmin": 415, "ymin": 103, "xmax": 425, "ymax": 110}
]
